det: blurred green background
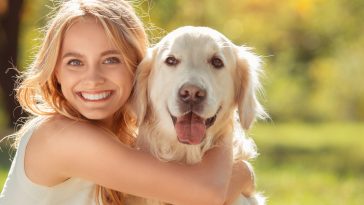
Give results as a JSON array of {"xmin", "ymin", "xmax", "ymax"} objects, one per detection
[{"xmin": 1, "ymin": 0, "xmax": 364, "ymax": 204}]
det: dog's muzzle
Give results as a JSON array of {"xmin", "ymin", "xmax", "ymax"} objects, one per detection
[{"xmin": 170, "ymin": 107, "xmax": 220, "ymax": 145}]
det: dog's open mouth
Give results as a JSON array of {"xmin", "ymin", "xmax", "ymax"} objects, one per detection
[{"xmin": 171, "ymin": 109, "xmax": 219, "ymax": 145}]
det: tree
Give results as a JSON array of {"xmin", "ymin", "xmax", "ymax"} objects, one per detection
[{"xmin": 0, "ymin": 0, "xmax": 25, "ymax": 128}]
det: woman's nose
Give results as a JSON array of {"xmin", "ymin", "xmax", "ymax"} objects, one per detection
[{"xmin": 83, "ymin": 66, "xmax": 105, "ymax": 86}]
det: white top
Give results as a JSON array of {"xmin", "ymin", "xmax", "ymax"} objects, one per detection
[{"xmin": 0, "ymin": 117, "xmax": 100, "ymax": 205}]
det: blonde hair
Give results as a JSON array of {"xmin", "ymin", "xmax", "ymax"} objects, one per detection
[{"xmin": 15, "ymin": 0, "xmax": 148, "ymax": 204}]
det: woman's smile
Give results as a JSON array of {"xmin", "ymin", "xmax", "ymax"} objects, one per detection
[{"xmin": 77, "ymin": 90, "xmax": 113, "ymax": 102}]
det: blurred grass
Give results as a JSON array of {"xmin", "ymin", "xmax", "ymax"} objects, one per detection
[
  {"xmin": 250, "ymin": 122, "xmax": 364, "ymax": 205},
  {"xmin": 0, "ymin": 169, "xmax": 8, "ymax": 190},
  {"xmin": 1, "ymin": 123, "xmax": 364, "ymax": 204},
  {"xmin": 0, "ymin": 133, "xmax": 13, "ymax": 190}
]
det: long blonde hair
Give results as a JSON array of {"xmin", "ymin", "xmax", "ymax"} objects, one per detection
[{"xmin": 15, "ymin": 0, "xmax": 148, "ymax": 204}]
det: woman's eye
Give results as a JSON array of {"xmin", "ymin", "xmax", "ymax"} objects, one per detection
[
  {"xmin": 104, "ymin": 57, "xmax": 121, "ymax": 64},
  {"xmin": 67, "ymin": 59, "xmax": 83, "ymax": 66},
  {"xmin": 210, "ymin": 57, "xmax": 224, "ymax": 69},
  {"xmin": 165, "ymin": 56, "xmax": 179, "ymax": 66}
]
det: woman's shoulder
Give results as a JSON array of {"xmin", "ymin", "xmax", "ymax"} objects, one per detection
[
  {"xmin": 25, "ymin": 115, "xmax": 116, "ymax": 185},
  {"xmin": 38, "ymin": 115, "xmax": 86, "ymax": 130},
  {"xmin": 30, "ymin": 115, "xmax": 110, "ymax": 155},
  {"xmin": 36, "ymin": 115, "xmax": 104, "ymax": 138}
]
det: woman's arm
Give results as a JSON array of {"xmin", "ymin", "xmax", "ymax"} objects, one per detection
[
  {"xmin": 224, "ymin": 161, "xmax": 255, "ymax": 205},
  {"xmin": 25, "ymin": 117, "xmax": 233, "ymax": 205}
]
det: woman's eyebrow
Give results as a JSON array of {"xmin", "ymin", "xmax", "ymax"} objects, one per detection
[
  {"xmin": 61, "ymin": 50, "xmax": 120, "ymax": 59},
  {"xmin": 62, "ymin": 52, "xmax": 83, "ymax": 59},
  {"xmin": 101, "ymin": 50, "xmax": 121, "ymax": 56}
]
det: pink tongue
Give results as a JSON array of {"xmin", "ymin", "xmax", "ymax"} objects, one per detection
[{"xmin": 175, "ymin": 112, "xmax": 206, "ymax": 145}]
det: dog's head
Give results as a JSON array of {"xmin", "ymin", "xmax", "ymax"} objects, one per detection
[{"xmin": 133, "ymin": 26, "xmax": 266, "ymax": 145}]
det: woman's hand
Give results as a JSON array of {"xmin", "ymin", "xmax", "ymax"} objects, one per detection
[
  {"xmin": 224, "ymin": 160, "xmax": 255, "ymax": 205},
  {"xmin": 195, "ymin": 135, "xmax": 234, "ymax": 204}
]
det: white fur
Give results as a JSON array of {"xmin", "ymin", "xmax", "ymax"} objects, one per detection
[{"xmin": 129, "ymin": 26, "xmax": 267, "ymax": 205}]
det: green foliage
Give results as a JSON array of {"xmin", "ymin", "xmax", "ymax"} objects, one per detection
[
  {"xmin": 18, "ymin": 0, "xmax": 53, "ymax": 70},
  {"xmin": 0, "ymin": 169, "xmax": 8, "ymax": 190},
  {"xmin": 0, "ymin": 137, "xmax": 13, "ymax": 190},
  {"xmin": 250, "ymin": 122, "xmax": 364, "ymax": 205}
]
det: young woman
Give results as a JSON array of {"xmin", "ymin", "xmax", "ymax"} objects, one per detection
[{"xmin": 0, "ymin": 0, "xmax": 255, "ymax": 204}]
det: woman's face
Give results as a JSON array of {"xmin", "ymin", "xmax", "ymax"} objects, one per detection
[{"xmin": 56, "ymin": 17, "xmax": 133, "ymax": 127}]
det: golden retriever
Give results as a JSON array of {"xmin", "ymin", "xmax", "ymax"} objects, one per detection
[{"xmin": 130, "ymin": 26, "xmax": 267, "ymax": 205}]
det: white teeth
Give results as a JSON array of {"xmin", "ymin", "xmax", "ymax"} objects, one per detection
[{"xmin": 81, "ymin": 91, "xmax": 111, "ymax": 101}]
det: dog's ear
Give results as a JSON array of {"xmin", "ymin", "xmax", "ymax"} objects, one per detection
[
  {"xmin": 235, "ymin": 46, "xmax": 267, "ymax": 130},
  {"xmin": 132, "ymin": 47, "xmax": 157, "ymax": 125}
]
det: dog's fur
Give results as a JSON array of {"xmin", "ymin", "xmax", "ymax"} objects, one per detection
[{"xmin": 129, "ymin": 26, "xmax": 267, "ymax": 205}]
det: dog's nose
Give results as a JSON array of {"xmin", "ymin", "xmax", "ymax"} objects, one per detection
[{"xmin": 179, "ymin": 83, "xmax": 206, "ymax": 104}]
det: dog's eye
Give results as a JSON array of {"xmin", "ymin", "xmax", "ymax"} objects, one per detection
[
  {"xmin": 165, "ymin": 56, "xmax": 179, "ymax": 66},
  {"xmin": 210, "ymin": 57, "xmax": 224, "ymax": 69}
]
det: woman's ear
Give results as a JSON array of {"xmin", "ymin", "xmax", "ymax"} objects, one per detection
[
  {"xmin": 131, "ymin": 47, "xmax": 156, "ymax": 125},
  {"xmin": 235, "ymin": 46, "xmax": 267, "ymax": 130}
]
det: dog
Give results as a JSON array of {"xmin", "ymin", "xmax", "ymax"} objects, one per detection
[{"xmin": 129, "ymin": 26, "xmax": 267, "ymax": 205}]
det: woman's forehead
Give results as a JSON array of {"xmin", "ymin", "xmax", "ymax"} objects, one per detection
[{"xmin": 61, "ymin": 17, "xmax": 117, "ymax": 54}]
